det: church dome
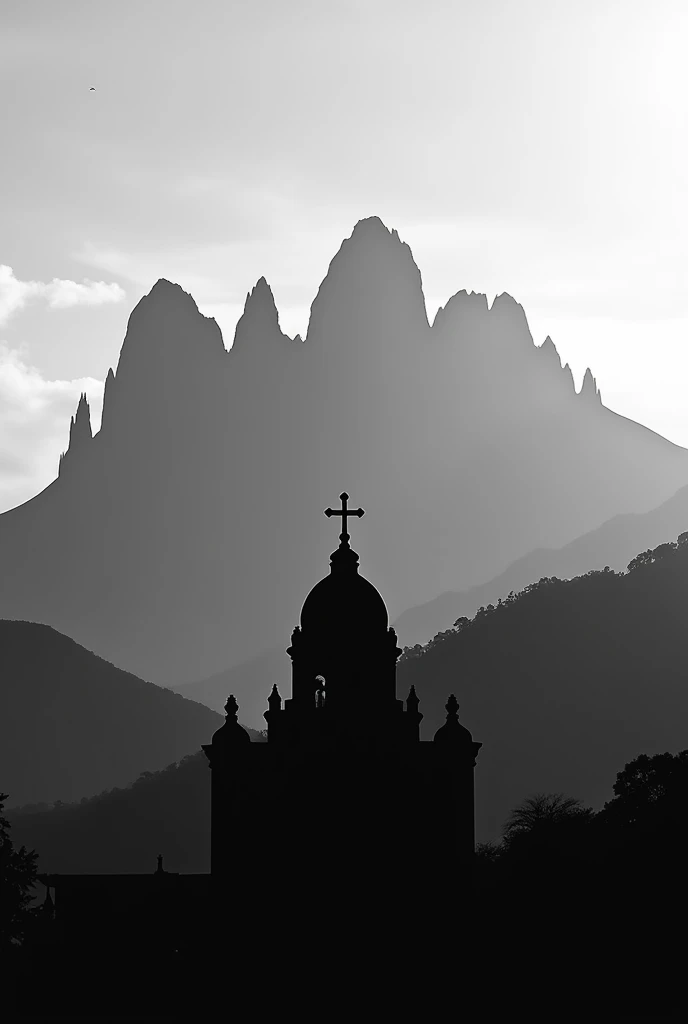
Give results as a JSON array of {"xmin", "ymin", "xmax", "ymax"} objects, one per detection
[
  {"xmin": 300, "ymin": 539, "xmax": 389, "ymax": 636},
  {"xmin": 434, "ymin": 694, "xmax": 475, "ymax": 746},
  {"xmin": 211, "ymin": 695, "xmax": 251, "ymax": 746}
]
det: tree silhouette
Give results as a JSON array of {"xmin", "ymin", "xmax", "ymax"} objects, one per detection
[
  {"xmin": 501, "ymin": 793, "xmax": 594, "ymax": 864},
  {"xmin": 503, "ymin": 792, "xmax": 591, "ymax": 840},
  {"xmin": 0, "ymin": 793, "xmax": 38, "ymax": 947},
  {"xmin": 600, "ymin": 750, "xmax": 687, "ymax": 828}
]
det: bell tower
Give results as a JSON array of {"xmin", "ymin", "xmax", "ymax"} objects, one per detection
[
  {"xmin": 275, "ymin": 492, "xmax": 407, "ymax": 742},
  {"xmin": 203, "ymin": 490, "xmax": 482, "ymax": 934}
]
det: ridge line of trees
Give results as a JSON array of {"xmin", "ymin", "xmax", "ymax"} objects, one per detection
[{"xmin": 399, "ymin": 530, "xmax": 688, "ymax": 663}]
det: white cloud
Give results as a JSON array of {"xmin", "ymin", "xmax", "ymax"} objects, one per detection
[
  {"xmin": 0, "ymin": 343, "xmax": 104, "ymax": 512},
  {"xmin": 0, "ymin": 265, "xmax": 125, "ymax": 325}
]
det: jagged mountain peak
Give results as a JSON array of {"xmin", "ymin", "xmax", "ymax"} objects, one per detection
[
  {"xmin": 98, "ymin": 369, "xmax": 116, "ymax": 436},
  {"xmin": 350, "ymin": 215, "xmax": 394, "ymax": 237},
  {"xmin": 432, "ymin": 289, "xmax": 489, "ymax": 329},
  {"xmin": 343, "ymin": 216, "xmax": 417, "ymax": 265},
  {"xmin": 306, "ymin": 217, "xmax": 428, "ymax": 341},
  {"xmin": 113, "ymin": 277, "xmax": 225, "ymax": 378},
  {"xmin": 241, "ymin": 276, "xmax": 279, "ymax": 323},
  {"xmin": 134, "ymin": 277, "xmax": 223, "ymax": 337},
  {"xmin": 488, "ymin": 291, "xmax": 532, "ymax": 329},
  {"xmin": 231, "ymin": 276, "xmax": 299, "ymax": 353},
  {"xmin": 580, "ymin": 366, "xmax": 602, "ymax": 403},
  {"xmin": 539, "ymin": 335, "xmax": 560, "ymax": 362},
  {"xmin": 147, "ymin": 277, "xmax": 196, "ymax": 302},
  {"xmin": 2, "ymin": 216, "xmax": 688, "ymax": 688},
  {"xmin": 59, "ymin": 392, "xmax": 92, "ymax": 475}
]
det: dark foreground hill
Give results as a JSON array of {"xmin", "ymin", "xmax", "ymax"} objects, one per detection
[
  {"xmin": 398, "ymin": 536, "xmax": 688, "ymax": 839},
  {"xmin": 8, "ymin": 746, "xmax": 259, "ymax": 874},
  {"xmin": 0, "ymin": 621, "xmax": 222, "ymax": 807}
]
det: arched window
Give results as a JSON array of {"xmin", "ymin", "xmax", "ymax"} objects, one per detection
[{"xmin": 315, "ymin": 675, "xmax": 326, "ymax": 708}]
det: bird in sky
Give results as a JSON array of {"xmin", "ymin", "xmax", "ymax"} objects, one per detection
[{"xmin": 89, "ymin": 87, "xmax": 96, "ymax": 91}]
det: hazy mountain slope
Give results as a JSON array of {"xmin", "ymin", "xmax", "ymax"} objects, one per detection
[
  {"xmin": 8, "ymin": 730, "xmax": 265, "ymax": 875},
  {"xmin": 175, "ymin": 483, "xmax": 688, "ymax": 730},
  {"xmin": 171, "ymin": 645, "xmax": 287, "ymax": 728},
  {"xmin": 393, "ymin": 480, "xmax": 688, "ymax": 648},
  {"xmin": 14, "ymin": 541, "xmax": 688, "ymax": 860},
  {"xmin": 1, "ymin": 217, "xmax": 687, "ymax": 686},
  {"xmin": 8, "ymin": 753, "xmax": 212, "ymax": 874},
  {"xmin": 396, "ymin": 538, "xmax": 688, "ymax": 841},
  {"xmin": 0, "ymin": 621, "xmax": 222, "ymax": 807}
]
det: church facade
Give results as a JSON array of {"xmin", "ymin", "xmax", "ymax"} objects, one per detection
[
  {"xmin": 203, "ymin": 493, "xmax": 482, "ymax": 941},
  {"xmin": 38, "ymin": 493, "xmax": 481, "ymax": 963}
]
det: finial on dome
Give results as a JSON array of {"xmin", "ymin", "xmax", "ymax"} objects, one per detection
[
  {"xmin": 406, "ymin": 684, "xmax": 423, "ymax": 740},
  {"xmin": 434, "ymin": 693, "xmax": 479, "ymax": 752},
  {"xmin": 324, "ymin": 491, "xmax": 365, "ymax": 570},
  {"xmin": 445, "ymin": 693, "xmax": 459, "ymax": 718},
  {"xmin": 324, "ymin": 491, "xmax": 365, "ymax": 544},
  {"xmin": 209, "ymin": 694, "xmax": 251, "ymax": 747},
  {"xmin": 224, "ymin": 694, "xmax": 239, "ymax": 720}
]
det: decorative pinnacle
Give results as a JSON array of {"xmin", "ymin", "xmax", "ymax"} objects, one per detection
[
  {"xmin": 445, "ymin": 694, "xmax": 460, "ymax": 719},
  {"xmin": 406, "ymin": 684, "xmax": 420, "ymax": 710},
  {"xmin": 224, "ymin": 694, "xmax": 239, "ymax": 720},
  {"xmin": 267, "ymin": 683, "xmax": 282, "ymax": 711}
]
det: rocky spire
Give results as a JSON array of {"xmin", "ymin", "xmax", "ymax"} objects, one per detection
[
  {"xmin": 538, "ymin": 335, "xmax": 561, "ymax": 367},
  {"xmin": 98, "ymin": 367, "xmax": 116, "ymax": 434},
  {"xmin": 579, "ymin": 367, "xmax": 602, "ymax": 404},
  {"xmin": 58, "ymin": 393, "xmax": 92, "ymax": 476},
  {"xmin": 112, "ymin": 278, "xmax": 226, "ymax": 405},
  {"xmin": 561, "ymin": 361, "xmax": 576, "ymax": 392},
  {"xmin": 232, "ymin": 277, "xmax": 285, "ymax": 347},
  {"xmin": 305, "ymin": 216, "xmax": 429, "ymax": 342}
]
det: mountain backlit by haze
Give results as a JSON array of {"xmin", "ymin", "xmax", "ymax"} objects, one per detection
[
  {"xmin": 0, "ymin": 620, "xmax": 221, "ymax": 808},
  {"xmin": 9, "ymin": 537, "xmax": 688, "ymax": 853},
  {"xmin": 0, "ymin": 217, "xmax": 687, "ymax": 685}
]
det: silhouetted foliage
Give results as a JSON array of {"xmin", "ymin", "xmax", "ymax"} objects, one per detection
[
  {"xmin": 8, "ymin": 729, "xmax": 267, "ymax": 874},
  {"xmin": 502, "ymin": 792, "xmax": 593, "ymax": 844},
  {"xmin": 600, "ymin": 749, "xmax": 687, "ymax": 829},
  {"xmin": 0, "ymin": 793, "xmax": 38, "ymax": 947},
  {"xmin": 396, "ymin": 531, "xmax": 688, "ymax": 837}
]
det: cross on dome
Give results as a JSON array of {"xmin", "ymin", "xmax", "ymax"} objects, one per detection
[{"xmin": 324, "ymin": 492, "xmax": 364, "ymax": 544}]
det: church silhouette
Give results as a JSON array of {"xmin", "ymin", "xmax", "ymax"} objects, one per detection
[{"xmin": 38, "ymin": 493, "xmax": 482, "ymax": 991}]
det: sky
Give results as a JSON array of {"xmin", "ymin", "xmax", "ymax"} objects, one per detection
[{"xmin": 2, "ymin": 0, "xmax": 688, "ymax": 512}]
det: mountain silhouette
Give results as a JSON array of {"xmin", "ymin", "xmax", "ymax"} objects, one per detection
[
  {"xmin": 174, "ymin": 481, "xmax": 688, "ymax": 729},
  {"xmin": 0, "ymin": 621, "xmax": 222, "ymax": 807},
  {"xmin": 1, "ymin": 217, "xmax": 687, "ymax": 685},
  {"xmin": 393, "ymin": 479, "xmax": 688, "ymax": 648},
  {"xmin": 8, "ymin": 753, "xmax": 213, "ymax": 874},
  {"xmin": 12, "ymin": 538, "xmax": 688, "ymax": 865},
  {"xmin": 7, "ymin": 738, "xmax": 262, "ymax": 875},
  {"xmin": 397, "ymin": 536, "xmax": 688, "ymax": 840}
]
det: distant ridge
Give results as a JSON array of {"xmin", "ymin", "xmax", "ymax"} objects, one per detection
[
  {"xmin": 12, "ymin": 535, "xmax": 688, "ymax": 854},
  {"xmin": 393, "ymin": 479, "xmax": 688, "ymax": 648},
  {"xmin": 397, "ymin": 534, "xmax": 688, "ymax": 840},
  {"xmin": 0, "ymin": 620, "xmax": 222, "ymax": 807},
  {"xmin": 174, "ymin": 480, "xmax": 688, "ymax": 730},
  {"xmin": 0, "ymin": 217, "xmax": 687, "ymax": 684}
]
